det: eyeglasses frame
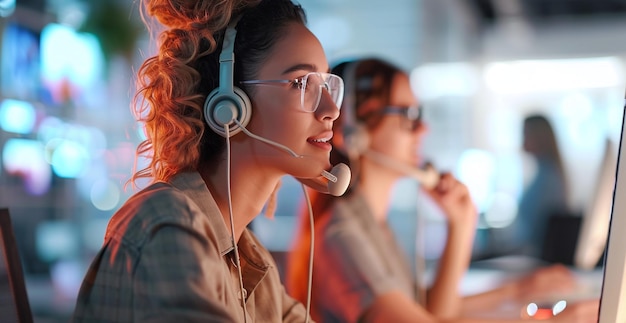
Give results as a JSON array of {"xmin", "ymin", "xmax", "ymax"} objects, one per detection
[
  {"xmin": 380, "ymin": 105, "xmax": 423, "ymax": 131},
  {"xmin": 239, "ymin": 72, "xmax": 344, "ymax": 112}
]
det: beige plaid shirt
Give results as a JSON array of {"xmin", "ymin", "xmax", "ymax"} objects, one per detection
[{"xmin": 72, "ymin": 172, "xmax": 309, "ymax": 322}]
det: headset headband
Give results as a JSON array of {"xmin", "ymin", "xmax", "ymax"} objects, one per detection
[{"xmin": 218, "ymin": 16, "xmax": 242, "ymax": 94}]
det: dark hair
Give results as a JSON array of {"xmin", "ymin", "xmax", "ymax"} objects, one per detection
[
  {"xmin": 523, "ymin": 114, "xmax": 568, "ymax": 192},
  {"xmin": 132, "ymin": 0, "xmax": 306, "ymax": 184}
]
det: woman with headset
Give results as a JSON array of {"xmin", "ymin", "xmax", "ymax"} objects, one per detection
[
  {"xmin": 286, "ymin": 58, "xmax": 599, "ymax": 323},
  {"xmin": 73, "ymin": 0, "xmax": 346, "ymax": 321}
]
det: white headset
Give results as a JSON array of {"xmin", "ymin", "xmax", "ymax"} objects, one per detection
[
  {"xmin": 339, "ymin": 59, "xmax": 439, "ymax": 188},
  {"xmin": 202, "ymin": 17, "xmax": 250, "ymax": 323},
  {"xmin": 200, "ymin": 16, "xmax": 341, "ymax": 323},
  {"xmin": 340, "ymin": 60, "xmax": 371, "ymax": 163},
  {"xmin": 203, "ymin": 16, "xmax": 252, "ymax": 138}
]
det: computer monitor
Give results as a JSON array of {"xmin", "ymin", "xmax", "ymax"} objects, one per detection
[
  {"xmin": 598, "ymin": 97, "xmax": 626, "ymax": 322},
  {"xmin": 0, "ymin": 208, "xmax": 33, "ymax": 323},
  {"xmin": 574, "ymin": 138, "xmax": 616, "ymax": 270}
]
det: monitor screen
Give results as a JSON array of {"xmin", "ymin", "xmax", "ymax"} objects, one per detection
[
  {"xmin": 598, "ymin": 97, "xmax": 626, "ymax": 322},
  {"xmin": 0, "ymin": 208, "xmax": 33, "ymax": 322},
  {"xmin": 574, "ymin": 138, "xmax": 616, "ymax": 270},
  {"xmin": 0, "ymin": 22, "xmax": 41, "ymax": 101}
]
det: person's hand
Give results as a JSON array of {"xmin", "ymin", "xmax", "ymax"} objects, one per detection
[
  {"xmin": 551, "ymin": 299, "xmax": 599, "ymax": 323},
  {"xmin": 515, "ymin": 264, "xmax": 577, "ymax": 302},
  {"xmin": 423, "ymin": 172, "xmax": 477, "ymax": 229}
]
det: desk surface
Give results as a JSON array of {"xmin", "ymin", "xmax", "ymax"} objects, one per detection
[{"xmin": 458, "ymin": 255, "xmax": 604, "ymax": 319}]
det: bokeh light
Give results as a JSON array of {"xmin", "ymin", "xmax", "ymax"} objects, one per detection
[
  {"xmin": 41, "ymin": 23, "xmax": 104, "ymax": 103},
  {"xmin": 0, "ymin": 99, "xmax": 36, "ymax": 134},
  {"xmin": 2, "ymin": 138, "xmax": 51, "ymax": 195},
  {"xmin": 484, "ymin": 192, "xmax": 518, "ymax": 228},
  {"xmin": 51, "ymin": 140, "xmax": 89, "ymax": 178},
  {"xmin": 35, "ymin": 221, "xmax": 79, "ymax": 262},
  {"xmin": 90, "ymin": 179, "xmax": 121, "ymax": 211},
  {"xmin": 0, "ymin": 0, "xmax": 16, "ymax": 17},
  {"xmin": 457, "ymin": 149, "xmax": 497, "ymax": 213}
]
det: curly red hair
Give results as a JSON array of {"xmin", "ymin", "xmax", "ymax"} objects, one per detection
[{"xmin": 130, "ymin": 0, "xmax": 259, "ymax": 185}]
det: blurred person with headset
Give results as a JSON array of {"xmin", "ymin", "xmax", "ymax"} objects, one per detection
[
  {"xmin": 286, "ymin": 58, "xmax": 598, "ymax": 323},
  {"xmin": 72, "ymin": 0, "xmax": 351, "ymax": 321}
]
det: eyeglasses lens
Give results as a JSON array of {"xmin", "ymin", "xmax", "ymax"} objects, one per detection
[
  {"xmin": 381, "ymin": 105, "xmax": 422, "ymax": 131},
  {"xmin": 301, "ymin": 73, "xmax": 344, "ymax": 112}
]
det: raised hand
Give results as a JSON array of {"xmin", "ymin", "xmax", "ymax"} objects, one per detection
[{"xmin": 423, "ymin": 172, "xmax": 478, "ymax": 230}]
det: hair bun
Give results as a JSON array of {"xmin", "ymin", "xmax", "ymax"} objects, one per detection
[{"xmin": 145, "ymin": 0, "xmax": 260, "ymax": 31}]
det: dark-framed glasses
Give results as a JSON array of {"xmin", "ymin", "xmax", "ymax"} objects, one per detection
[
  {"xmin": 240, "ymin": 72, "xmax": 344, "ymax": 112},
  {"xmin": 381, "ymin": 105, "xmax": 423, "ymax": 131}
]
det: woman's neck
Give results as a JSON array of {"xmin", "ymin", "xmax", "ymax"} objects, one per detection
[
  {"xmin": 358, "ymin": 159, "xmax": 401, "ymax": 224},
  {"xmin": 199, "ymin": 157, "xmax": 281, "ymax": 242}
]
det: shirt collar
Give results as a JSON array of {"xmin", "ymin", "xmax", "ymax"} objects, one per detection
[
  {"xmin": 169, "ymin": 171, "xmax": 234, "ymax": 256},
  {"xmin": 169, "ymin": 171, "xmax": 272, "ymax": 295}
]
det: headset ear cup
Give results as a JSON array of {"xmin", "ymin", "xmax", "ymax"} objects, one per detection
[
  {"xmin": 344, "ymin": 123, "xmax": 370, "ymax": 160},
  {"xmin": 204, "ymin": 86, "xmax": 252, "ymax": 138},
  {"xmin": 341, "ymin": 122, "xmax": 368, "ymax": 190}
]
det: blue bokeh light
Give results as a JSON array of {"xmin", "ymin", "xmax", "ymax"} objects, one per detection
[
  {"xmin": 51, "ymin": 140, "xmax": 89, "ymax": 178},
  {"xmin": 0, "ymin": 98, "xmax": 36, "ymax": 134}
]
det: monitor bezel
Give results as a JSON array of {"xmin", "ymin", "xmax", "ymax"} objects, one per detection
[
  {"xmin": 0, "ymin": 208, "xmax": 34, "ymax": 323},
  {"xmin": 598, "ymin": 98, "xmax": 626, "ymax": 322}
]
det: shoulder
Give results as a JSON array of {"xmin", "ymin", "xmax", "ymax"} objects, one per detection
[
  {"xmin": 315, "ymin": 199, "xmax": 378, "ymax": 262},
  {"xmin": 325, "ymin": 194, "xmax": 372, "ymax": 238},
  {"xmin": 130, "ymin": 182, "xmax": 196, "ymax": 214},
  {"xmin": 105, "ymin": 182, "xmax": 213, "ymax": 247},
  {"xmin": 329, "ymin": 194, "xmax": 361, "ymax": 224}
]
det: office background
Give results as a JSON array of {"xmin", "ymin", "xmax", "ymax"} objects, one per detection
[{"xmin": 1, "ymin": 0, "xmax": 625, "ymax": 321}]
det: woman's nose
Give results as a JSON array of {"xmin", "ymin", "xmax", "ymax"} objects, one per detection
[{"xmin": 315, "ymin": 90, "xmax": 341, "ymax": 122}]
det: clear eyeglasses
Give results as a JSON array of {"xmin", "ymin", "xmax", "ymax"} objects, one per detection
[
  {"xmin": 381, "ymin": 105, "xmax": 423, "ymax": 131},
  {"xmin": 240, "ymin": 72, "xmax": 344, "ymax": 112}
]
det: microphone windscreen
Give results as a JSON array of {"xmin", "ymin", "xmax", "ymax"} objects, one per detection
[{"xmin": 327, "ymin": 163, "xmax": 351, "ymax": 196}]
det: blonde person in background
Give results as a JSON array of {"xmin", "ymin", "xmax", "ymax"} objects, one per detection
[
  {"xmin": 286, "ymin": 58, "xmax": 599, "ymax": 323},
  {"xmin": 72, "ymin": 0, "xmax": 346, "ymax": 321}
]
